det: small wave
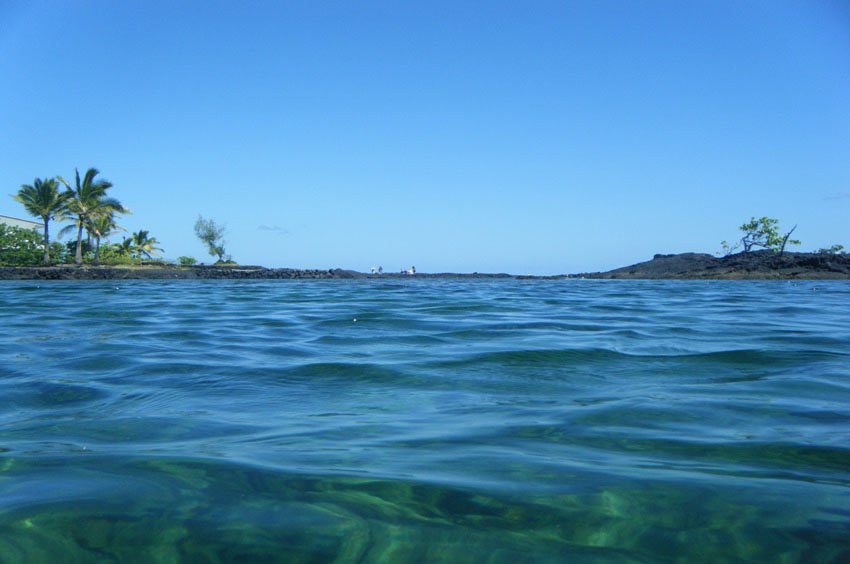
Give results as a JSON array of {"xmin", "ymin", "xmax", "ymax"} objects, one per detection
[
  {"xmin": 6, "ymin": 382, "xmax": 110, "ymax": 410},
  {"xmin": 280, "ymin": 362, "xmax": 418, "ymax": 385}
]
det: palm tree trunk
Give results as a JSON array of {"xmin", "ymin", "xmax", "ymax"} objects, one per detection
[
  {"xmin": 95, "ymin": 237, "xmax": 101, "ymax": 265},
  {"xmin": 75, "ymin": 222, "xmax": 84, "ymax": 265},
  {"xmin": 42, "ymin": 218, "xmax": 50, "ymax": 265}
]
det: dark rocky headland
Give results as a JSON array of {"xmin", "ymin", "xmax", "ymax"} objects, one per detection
[
  {"xmin": 1, "ymin": 251, "xmax": 848, "ymax": 280},
  {"xmin": 569, "ymin": 251, "xmax": 850, "ymax": 280}
]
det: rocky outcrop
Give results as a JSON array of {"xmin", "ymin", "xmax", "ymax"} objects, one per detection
[{"xmin": 573, "ymin": 251, "xmax": 850, "ymax": 279}]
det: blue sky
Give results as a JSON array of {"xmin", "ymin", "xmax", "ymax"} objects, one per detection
[{"xmin": 1, "ymin": 1, "xmax": 848, "ymax": 274}]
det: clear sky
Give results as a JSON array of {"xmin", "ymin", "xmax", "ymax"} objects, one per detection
[{"xmin": 1, "ymin": 1, "xmax": 848, "ymax": 274}]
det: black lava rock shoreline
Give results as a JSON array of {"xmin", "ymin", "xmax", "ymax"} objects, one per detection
[
  {"xmin": 569, "ymin": 251, "xmax": 850, "ymax": 280},
  {"xmin": 0, "ymin": 265, "xmax": 367, "ymax": 280},
  {"xmin": 1, "ymin": 251, "xmax": 848, "ymax": 280}
]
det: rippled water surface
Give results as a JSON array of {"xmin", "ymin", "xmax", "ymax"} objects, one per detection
[{"xmin": 1, "ymin": 279, "xmax": 849, "ymax": 562}]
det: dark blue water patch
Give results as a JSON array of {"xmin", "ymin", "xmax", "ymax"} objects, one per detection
[
  {"xmin": 276, "ymin": 362, "xmax": 423, "ymax": 387},
  {"xmin": 5, "ymin": 382, "xmax": 110, "ymax": 410},
  {"xmin": 789, "ymin": 409, "xmax": 850, "ymax": 423},
  {"xmin": 52, "ymin": 353, "xmax": 134, "ymax": 373},
  {"xmin": 431, "ymin": 347, "xmax": 632, "ymax": 369}
]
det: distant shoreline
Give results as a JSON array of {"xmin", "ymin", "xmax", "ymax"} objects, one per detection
[{"xmin": 1, "ymin": 251, "xmax": 848, "ymax": 280}]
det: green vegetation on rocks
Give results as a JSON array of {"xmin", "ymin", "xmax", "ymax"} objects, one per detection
[
  {"xmin": 6, "ymin": 166, "xmax": 173, "ymax": 267},
  {"xmin": 817, "ymin": 244, "xmax": 845, "ymax": 255},
  {"xmin": 194, "ymin": 216, "xmax": 229, "ymax": 263},
  {"xmin": 0, "ymin": 224, "xmax": 67, "ymax": 266},
  {"xmin": 126, "ymin": 229, "xmax": 163, "ymax": 260},
  {"xmin": 721, "ymin": 217, "xmax": 800, "ymax": 256}
]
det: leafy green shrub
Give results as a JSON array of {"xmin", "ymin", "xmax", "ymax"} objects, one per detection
[
  {"xmin": 93, "ymin": 244, "xmax": 136, "ymax": 265},
  {"xmin": 0, "ymin": 224, "xmax": 45, "ymax": 266},
  {"xmin": 178, "ymin": 255, "xmax": 197, "ymax": 266},
  {"xmin": 722, "ymin": 217, "xmax": 800, "ymax": 255},
  {"xmin": 48, "ymin": 242, "xmax": 68, "ymax": 264},
  {"xmin": 66, "ymin": 239, "xmax": 92, "ymax": 258},
  {"xmin": 817, "ymin": 244, "xmax": 845, "ymax": 255}
]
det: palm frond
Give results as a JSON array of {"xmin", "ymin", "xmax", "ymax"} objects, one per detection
[
  {"xmin": 14, "ymin": 178, "xmax": 67, "ymax": 221},
  {"xmin": 57, "ymin": 223, "xmax": 78, "ymax": 239}
]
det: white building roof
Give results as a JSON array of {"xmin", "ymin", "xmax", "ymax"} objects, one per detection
[{"xmin": 0, "ymin": 214, "xmax": 44, "ymax": 230}]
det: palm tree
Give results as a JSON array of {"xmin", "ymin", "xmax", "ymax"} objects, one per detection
[
  {"xmin": 87, "ymin": 212, "xmax": 124, "ymax": 264},
  {"xmin": 58, "ymin": 168, "xmax": 126, "ymax": 265},
  {"xmin": 13, "ymin": 177, "xmax": 71, "ymax": 265},
  {"xmin": 118, "ymin": 237, "xmax": 135, "ymax": 259},
  {"xmin": 130, "ymin": 229, "xmax": 163, "ymax": 260}
]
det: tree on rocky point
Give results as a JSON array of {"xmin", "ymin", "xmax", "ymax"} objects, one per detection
[
  {"xmin": 194, "ymin": 216, "xmax": 229, "ymax": 263},
  {"xmin": 724, "ymin": 217, "xmax": 800, "ymax": 255}
]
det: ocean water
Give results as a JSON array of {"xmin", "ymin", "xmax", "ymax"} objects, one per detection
[{"xmin": 0, "ymin": 279, "xmax": 848, "ymax": 563}]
